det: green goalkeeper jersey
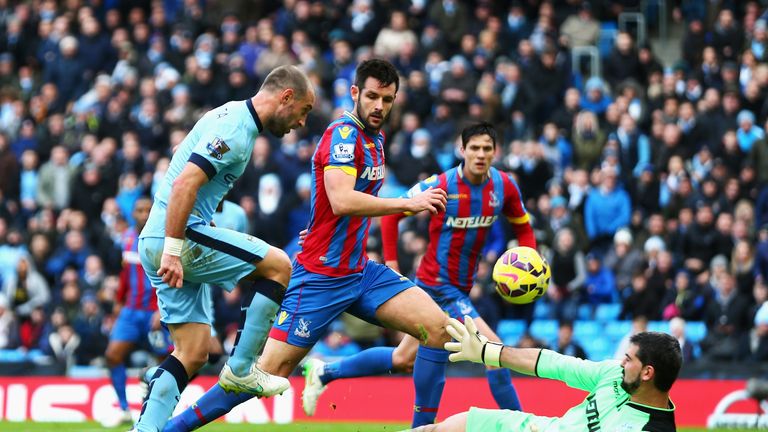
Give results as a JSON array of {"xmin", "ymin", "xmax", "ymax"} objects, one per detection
[{"xmin": 467, "ymin": 349, "xmax": 676, "ymax": 432}]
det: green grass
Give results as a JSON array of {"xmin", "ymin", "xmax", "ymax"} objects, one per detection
[{"xmin": 0, "ymin": 422, "xmax": 754, "ymax": 432}]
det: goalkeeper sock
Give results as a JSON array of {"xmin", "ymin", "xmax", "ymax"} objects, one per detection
[
  {"xmin": 320, "ymin": 346, "xmax": 394, "ymax": 385},
  {"xmin": 163, "ymin": 383, "xmax": 253, "ymax": 432},
  {"xmin": 412, "ymin": 345, "xmax": 449, "ymax": 427},
  {"xmin": 227, "ymin": 280, "xmax": 282, "ymax": 376},
  {"xmin": 486, "ymin": 368, "xmax": 521, "ymax": 410}
]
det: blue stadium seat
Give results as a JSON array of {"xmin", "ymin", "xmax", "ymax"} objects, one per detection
[
  {"xmin": 534, "ymin": 301, "xmax": 551, "ymax": 320},
  {"xmin": 577, "ymin": 304, "xmax": 593, "ymax": 320},
  {"xmin": 595, "ymin": 303, "xmax": 621, "ymax": 321},
  {"xmin": 686, "ymin": 321, "xmax": 707, "ymax": 343},
  {"xmin": 530, "ymin": 319, "xmax": 558, "ymax": 342},
  {"xmin": 648, "ymin": 321, "xmax": 669, "ymax": 333},
  {"xmin": 584, "ymin": 338, "xmax": 614, "ymax": 361},
  {"xmin": 574, "ymin": 320, "xmax": 601, "ymax": 341},
  {"xmin": 497, "ymin": 319, "xmax": 527, "ymax": 346},
  {"xmin": 606, "ymin": 321, "xmax": 632, "ymax": 340}
]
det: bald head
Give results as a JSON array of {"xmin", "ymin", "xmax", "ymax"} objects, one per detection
[{"xmin": 259, "ymin": 65, "xmax": 314, "ymax": 100}]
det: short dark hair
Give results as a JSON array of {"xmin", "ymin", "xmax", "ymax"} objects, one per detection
[
  {"xmin": 630, "ymin": 331, "xmax": 682, "ymax": 392},
  {"xmin": 354, "ymin": 59, "xmax": 399, "ymax": 92},
  {"xmin": 461, "ymin": 122, "xmax": 498, "ymax": 148}
]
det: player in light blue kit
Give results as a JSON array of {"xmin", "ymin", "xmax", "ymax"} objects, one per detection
[{"xmin": 132, "ymin": 65, "xmax": 315, "ymax": 432}]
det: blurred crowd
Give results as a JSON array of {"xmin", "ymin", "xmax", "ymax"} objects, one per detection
[{"xmin": 0, "ymin": 0, "xmax": 767, "ymax": 371}]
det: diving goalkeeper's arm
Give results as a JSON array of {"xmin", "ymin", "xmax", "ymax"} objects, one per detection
[{"xmin": 444, "ymin": 316, "xmax": 541, "ymax": 375}]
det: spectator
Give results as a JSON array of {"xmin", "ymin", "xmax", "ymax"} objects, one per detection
[
  {"xmin": 702, "ymin": 272, "xmax": 752, "ymax": 361},
  {"xmin": 614, "ymin": 315, "xmax": 648, "ymax": 360},
  {"xmin": 338, "ymin": 0, "xmax": 382, "ymax": 49},
  {"xmin": 580, "ymin": 77, "xmax": 612, "ymax": 117},
  {"xmin": 604, "ymin": 228, "xmax": 644, "ymax": 295},
  {"xmin": 559, "ymin": 2, "xmax": 599, "ymax": 48},
  {"xmin": 736, "ymin": 110, "xmax": 764, "ymax": 153},
  {"xmin": 752, "ymin": 276, "xmax": 768, "ymax": 361},
  {"xmin": 553, "ymin": 320, "xmax": 587, "ymax": 359},
  {"xmin": 545, "ymin": 228, "xmax": 585, "ymax": 321},
  {"xmin": 36, "ymin": 146, "xmax": 73, "ymax": 211},
  {"xmin": 669, "ymin": 317, "xmax": 697, "ymax": 363},
  {"xmin": 681, "ymin": 203, "xmax": 723, "ymax": 274},
  {"xmin": 621, "ymin": 272, "xmax": 661, "ymax": 320},
  {"xmin": 3, "ymin": 256, "xmax": 49, "ymax": 320},
  {"xmin": 712, "ymin": 9, "xmax": 744, "ymax": 62},
  {"xmin": 43, "ymin": 36, "xmax": 86, "ymax": 108},
  {"xmin": 390, "ymin": 129, "xmax": 441, "ymax": 187},
  {"xmin": 571, "ymin": 111, "xmax": 605, "ymax": 171},
  {"xmin": 0, "ymin": 293, "xmax": 15, "ymax": 349},
  {"xmin": 663, "ymin": 269, "xmax": 707, "ymax": 321},
  {"xmin": 604, "ymin": 32, "xmax": 641, "ymax": 88},
  {"xmin": 584, "ymin": 167, "xmax": 631, "ymax": 250},
  {"xmin": 584, "ymin": 252, "xmax": 616, "ymax": 306},
  {"xmin": 373, "ymin": 10, "xmax": 417, "ymax": 60}
]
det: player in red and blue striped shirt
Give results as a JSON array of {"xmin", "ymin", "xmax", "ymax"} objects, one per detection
[
  {"xmin": 261, "ymin": 59, "xmax": 450, "ymax": 370},
  {"xmin": 302, "ymin": 123, "xmax": 538, "ymax": 426},
  {"xmin": 104, "ymin": 197, "xmax": 167, "ymax": 425}
]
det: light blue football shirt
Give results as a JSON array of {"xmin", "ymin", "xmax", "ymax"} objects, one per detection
[{"xmin": 141, "ymin": 99, "xmax": 262, "ymax": 238}]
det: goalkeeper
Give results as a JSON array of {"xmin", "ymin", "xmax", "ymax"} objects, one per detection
[{"xmin": 410, "ymin": 316, "xmax": 680, "ymax": 431}]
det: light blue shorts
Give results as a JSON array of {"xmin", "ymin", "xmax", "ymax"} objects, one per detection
[{"xmin": 139, "ymin": 224, "xmax": 270, "ymax": 325}]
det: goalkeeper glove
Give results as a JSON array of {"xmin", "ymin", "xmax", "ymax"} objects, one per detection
[{"xmin": 444, "ymin": 315, "xmax": 504, "ymax": 367}]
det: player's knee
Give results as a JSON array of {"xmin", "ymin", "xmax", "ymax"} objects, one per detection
[
  {"xmin": 104, "ymin": 347, "xmax": 122, "ymax": 367},
  {"xmin": 392, "ymin": 350, "xmax": 415, "ymax": 373},
  {"xmin": 264, "ymin": 248, "xmax": 291, "ymax": 286},
  {"xmin": 174, "ymin": 346, "xmax": 209, "ymax": 372},
  {"xmin": 185, "ymin": 351, "xmax": 209, "ymax": 372},
  {"xmin": 423, "ymin": 320, "xmax": 452, "ymax": 348}
]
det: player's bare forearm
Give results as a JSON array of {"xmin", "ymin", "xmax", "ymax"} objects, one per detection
[
  {"xmin": 165, "ymin": 182, "xmax": 198, "ymax": 238},
  {"xmin": 325, "ymin": 169, "xmax": 446, "ymax": 217},
  {"xmin": 498, "ymin": 346, "xmax": 542, "ymax": 376},
  {"xmin": 331, "ymin": 189, "xmax": 414, "ymax": 216}
]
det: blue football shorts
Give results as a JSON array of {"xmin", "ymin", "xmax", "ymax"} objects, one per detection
[
  {"xmin": 110, "ymin": 308, "xmax": 155, "ymax": 344},
  {"xmin": 270, "ymin": 260, "xmax": 414, "ymax": 347},
  {"xmin": 139, "ymin": 223, "xmax": 271, "ymax": 325},
  {"xmin": 416, "ymin": 279, "xmax": 481, "ymax": 321}
]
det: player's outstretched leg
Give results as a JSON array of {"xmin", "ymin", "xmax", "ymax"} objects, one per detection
[
  {"xmin": 303, "ymin": 335, "xmax": 419, "ymax": 416},
  {"xmin": 486, "ymin": 368, "xmax": 522, "ymax": 410}
]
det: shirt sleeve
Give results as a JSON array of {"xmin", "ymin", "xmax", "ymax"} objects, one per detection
[
  {"xmin": 188, "ymin": 122, "xmax": 244, "ymax": 180},
  {"xmin": 323, "ymin": 124, "xmax": 359, "ymax": 177},
  {"xmin": 535, "ymin": 349, "xmax": 623, "ymax": 392},
  {"xmin": 503, "ymin": 173, "xmax": 530, "ymax": 225}
]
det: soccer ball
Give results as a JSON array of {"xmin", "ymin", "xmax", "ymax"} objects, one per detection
[{"xmin": 492, "ymin": 246, "xmax": 550, "ymax": 304}]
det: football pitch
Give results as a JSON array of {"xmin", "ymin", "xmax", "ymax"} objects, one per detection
[{"xmin": 0, "ymin": 422, "xmax": 750, "ymax": 431}]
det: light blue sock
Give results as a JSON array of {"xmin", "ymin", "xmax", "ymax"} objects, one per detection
[
  {"xmin": 486, "ymin": 368, "xmax": 522, "ymax": 410},
  {"xmin": 135, "ymin": 356, "xmax": 188, "ymax": 432},
  {"xmin": 227, "ymin": 281, "xmax": 281, "ymax": 376},
  {"xmin": 412, "ymin": 346, "xmax": 449, "ymax": 427},
  {"xmin": 110, "ymin": 364, "xmax": 128, "ymax": 411},
  {"xmin": 320, "ymin": 346, "xmax": 394, "ymax": 385},
  {"xmin": 163, "ymin": 383, "xmax": 253, "ymax": 431}
]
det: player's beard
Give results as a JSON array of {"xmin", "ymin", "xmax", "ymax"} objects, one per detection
[
  {"xmin": 356, "ymin": 95, "xmax": 385, "ymax": 131},
  {"xmin": 620, "ymin": 374, "xmax": 641, "ymax": 394}
]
